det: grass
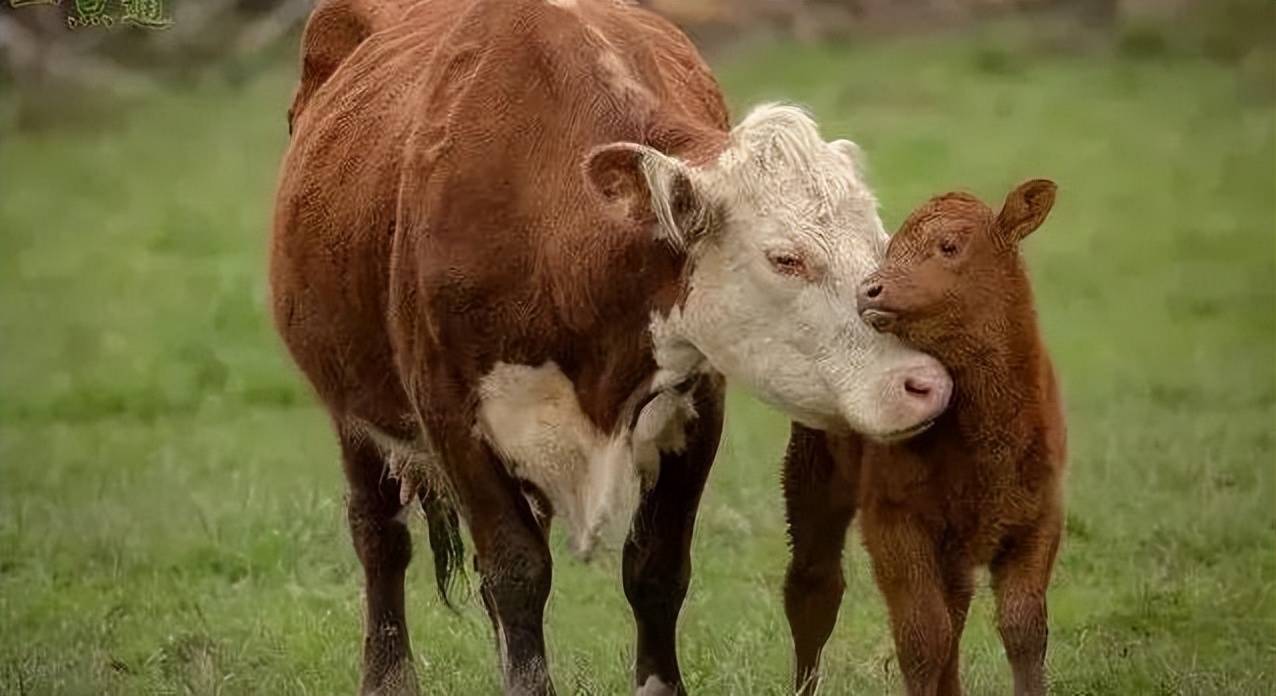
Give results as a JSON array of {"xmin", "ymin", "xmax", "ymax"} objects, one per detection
[{"xmin": 2, "ymin": 25, "xmax": 1274, "ymax": 696}]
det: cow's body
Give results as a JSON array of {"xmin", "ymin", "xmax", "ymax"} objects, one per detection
[
  {"xmin": 275, "ymin": 3, "xmax": 730, "ymax": 693},
  {"xmin": 275, "ymin": 0, "xmax": 727, "ymax": 439},
  {"xmin": 273, "ymin": 1, "xmax": 952, "ymax": 693}
]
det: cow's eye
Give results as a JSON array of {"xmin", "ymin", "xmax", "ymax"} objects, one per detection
[
  {"xmin": 939, "ymin": 240, "xmax": 959, "ymax": 257},
  {"xmin": 767, "ymin": 251, "xmax": 807, "ymax": 277}
]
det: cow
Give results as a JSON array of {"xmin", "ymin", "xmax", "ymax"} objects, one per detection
[
  {"xmin": 781, "ymin": 180, "xmax": 1067, "ymax": 695},
  {"xmin": 270, "ymin": 0, "xmax": 952, "ymax": 694}
]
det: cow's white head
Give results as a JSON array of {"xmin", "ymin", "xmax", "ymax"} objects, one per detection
[{"xmin": 586, "ymin": 104, "xmax": 951, "ymax": 440}]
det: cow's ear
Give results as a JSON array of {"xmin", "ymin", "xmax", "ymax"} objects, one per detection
[
  {"xmin": 584, "ymin": 143, "xmax": 712, "ymax": 250},
  {"xmin": 995, "ymin": 179, "xmax": 1057, "ymax": 244},
  {"xmin": 829, "ymin": 139, "xmax": 868, "ymax": 181}
]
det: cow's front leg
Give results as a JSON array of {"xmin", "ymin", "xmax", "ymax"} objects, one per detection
[
  {"xmin": 623, "ymin": 378, "xmax": 724, "ymax": 696},
  {"xmin": 438, "ymin": 423, "xmax": 556, "ymax": 696},
  {"xmin": 340, "ymin": 431, "xmax": 420, "ymax": 696}
]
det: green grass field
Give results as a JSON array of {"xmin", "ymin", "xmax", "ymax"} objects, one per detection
[{"xmin": 2, "ymin": 25, "xmax": 1274, "ymax": 695}]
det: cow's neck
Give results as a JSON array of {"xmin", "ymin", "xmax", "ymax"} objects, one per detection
[{"xmin": 570, "ymin": 124, "xmax": 726, "ymax": 432}]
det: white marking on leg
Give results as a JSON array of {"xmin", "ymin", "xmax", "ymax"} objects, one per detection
[{"xmin": 636, "ymin": 674, "xmax": 677, "ymax": 696}]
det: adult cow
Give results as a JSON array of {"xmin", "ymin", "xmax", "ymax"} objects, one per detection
[{"xmin": 271, "ymin": 0, "xmax": 951, "ymax": 694}]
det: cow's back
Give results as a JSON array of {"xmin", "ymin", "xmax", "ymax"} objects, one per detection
[{"xmin": 271, "ymin": 0, "xmax": 728, "ymax": 426}]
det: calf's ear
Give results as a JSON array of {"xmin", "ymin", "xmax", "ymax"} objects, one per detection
[
  {"xmin": 584, "ymin": 143, "xmax": 713, "ymax": 251},
  {"xmin": 995, "ymin": 178, "xmax": 1057, "ymax": 244}
]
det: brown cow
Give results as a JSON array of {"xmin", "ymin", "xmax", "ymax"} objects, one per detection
[
  {"xmin": 271, "ymin": 1, "xmax": 952, "ymax": 694},
  {"xmin": 782, "ymin": 180, "xmax": 1067, "ymax": 696}
]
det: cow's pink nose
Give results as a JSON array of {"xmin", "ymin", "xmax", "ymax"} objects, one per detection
[
  {"xmin": 900, "ymin": 369, "xmax": 952, "ymax": 421},
  {"xmin": 905, "ymin": 376, "xmax": 934, "ymax": 397}
]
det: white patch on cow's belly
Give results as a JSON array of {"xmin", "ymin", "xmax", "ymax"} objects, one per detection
[{"xmin": 476, "ymin": 361, "xmax": 695, "ymax": 559}]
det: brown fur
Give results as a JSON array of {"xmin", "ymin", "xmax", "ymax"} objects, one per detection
[
  {"xmin": 782, "ymin": 180, "xmax": 1067, "ymax": 696},
  {"xmin": 271, "ymin": 1, "xmax": 730, "ymax": 694}
]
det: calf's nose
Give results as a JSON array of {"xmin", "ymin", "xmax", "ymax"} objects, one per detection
[
  {"xmin": 857, "ymin": 278, "xmax": 884, "ymax": 309},
  {"xmin": 858, "ymin": 278, "xmax": 897, "ymax": 331}
]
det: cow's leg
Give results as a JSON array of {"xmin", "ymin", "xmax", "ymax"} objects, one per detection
[
  {"xmin": 782, "ymin": 425, "xmax": 860, "ymax": 695},
  {"xmin": 437, "ymin": 425, "xmax": 556, "ymax": 696},
  {"xmin": 990, "ymin": 516, "xmax": 1062, "ymax": 696},
  {"xmin": 863, "ymin": 515, "xmax": 950, "ymax": 696},
  {"xmin": 623, "ymin": 379, "xmax": 725, "ymax": 696},
  {"xmin": 341, "ymin": 432, "xmax": 420, "ymax": 696}
]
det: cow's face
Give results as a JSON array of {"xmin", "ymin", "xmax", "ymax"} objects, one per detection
[{"xmin": 586, "ymin": 104, "xmax": 951, "ymax": 440}]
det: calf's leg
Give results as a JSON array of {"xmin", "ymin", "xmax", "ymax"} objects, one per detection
[
  {"xmin": 341, "ymin": 431, "xmax": 420, "ymax": 696},
  {"xmin": 781, "ymin": 424, "xmax": 860, "ymax": 695},
  {"xmin": 862, "ymin": 514, "xmax": 951, "ymax": 696},
  {"xmin": 937, "ymin": 565, "xmax": 974, "ymax": 696},
  {"xmin": 623, "ymin": 379, "xmax": 724, "ymax": 696},
  {"xmin": 991, "ymin": 518, "xmax": 1062, "ymax": 696}
]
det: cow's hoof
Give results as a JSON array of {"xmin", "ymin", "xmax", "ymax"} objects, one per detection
[
  {"xmin": 635, "ymin": 675, "xmax": 680, "ymax": 696},
  {"xmin": 359, "ymin": 658, "xmax": 421, "ymax": 696}
]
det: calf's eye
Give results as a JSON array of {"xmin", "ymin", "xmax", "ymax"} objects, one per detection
[{"xmin": 939, "ymin": 240, "xmax": 959, "ymax": 257}]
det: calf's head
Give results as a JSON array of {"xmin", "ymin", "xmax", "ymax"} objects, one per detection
[
  {"xmin": 856, "ymin": 179, "xmax": 1058, "ymax": 351},
  {"xmin": 586, "ymin": 104, "xmax": 950, "ymax": 440}
]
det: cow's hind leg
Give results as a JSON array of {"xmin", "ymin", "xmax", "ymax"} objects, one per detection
[
  {"xmin": 341, "ymin": 430, "xmax": 420, "ymax": 696},
  {"xmin": 624, "ymin": 378, "xmax": 725, "ymax": 696},
  {"xmin": 782, "ymin": 425, "xmax": 860, "ymax": 695}
]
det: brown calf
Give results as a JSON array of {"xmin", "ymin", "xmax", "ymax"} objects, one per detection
[{"xmin": 783, "ymin": 180, "xmax": 1067, "ymax": 696}]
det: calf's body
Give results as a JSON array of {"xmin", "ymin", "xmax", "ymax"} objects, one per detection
[{"xmin": 783, "ymin": 181, "xmax": 1067, "ymax": 696}]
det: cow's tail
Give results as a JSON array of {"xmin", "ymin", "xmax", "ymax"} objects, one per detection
[{"xmin": 420, "ymin": 487, "xmax": 467, "ymax": 610}]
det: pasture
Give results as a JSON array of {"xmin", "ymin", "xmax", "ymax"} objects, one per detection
[{"xmin": 2, "ymin": 23, "xmax": 1273, "ymax": 695}]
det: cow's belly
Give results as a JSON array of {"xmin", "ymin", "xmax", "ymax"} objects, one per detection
[{"xmin": 476, "ymin": 361, "xmax": 695, "ymax": 558}]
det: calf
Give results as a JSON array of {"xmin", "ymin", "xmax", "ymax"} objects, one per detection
[
  {"xmin": 782, "ymin": 180, "xmax": 1067, "ymax": 696},
  {"xmin": 272, "ymin": 1, "xmax": 951, "ymax": 694}
]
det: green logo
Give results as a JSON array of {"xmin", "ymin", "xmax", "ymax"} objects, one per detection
[
  {"xmin": 8, "ymin": 0, "xmax": 173, "ymax": 30},
  {"xmin": 119, "ymin": 0, "xmax": 171, "ymax": 28}
]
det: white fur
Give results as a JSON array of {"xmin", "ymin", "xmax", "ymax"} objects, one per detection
[
  {"xmin": 475, "ymin": 361, "xmax": 694, "ymax": 559},
  {"xmin": 633, "ymin": 103, "xmax": 949, "ymax": 438},
  {"xmin": 636, "ymin": 675, "xmax": 677, "ymax": 696},
  {"xmin": 354, "ymin": 418, "xmax": 445, "ymax": 507}
]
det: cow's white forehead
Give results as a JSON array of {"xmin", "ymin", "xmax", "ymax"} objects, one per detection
[{"xmin": 708, "ymin": 103, "xmax": 876, "ymax": 227}]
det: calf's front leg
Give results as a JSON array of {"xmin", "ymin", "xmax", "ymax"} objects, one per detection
[
  {"xmin": 991, "ymin": 516, "xmax": 1062, "ymax": 696},
  {"xmin": 781, "ymin": 424, "xmax": 860, "ymax": 695},
  {"xmin": 623, "ymin": 378, "xmax": 724, "ymax": 696},
  {"xmin": 862, "ymin": 512, "xmax": 952, "ymax": 696}
]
